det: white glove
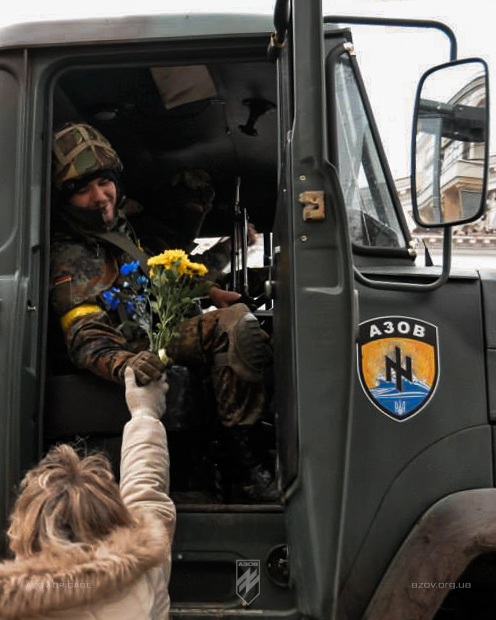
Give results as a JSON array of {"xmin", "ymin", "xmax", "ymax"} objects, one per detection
[{"xmin": 124, "ymin": 366, "xmax": 169, "ymax": 420}]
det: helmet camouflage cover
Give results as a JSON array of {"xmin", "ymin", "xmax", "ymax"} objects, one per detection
[{"xmin": 52, "ymin": 123, "xmax": 123, "ymax": 189}]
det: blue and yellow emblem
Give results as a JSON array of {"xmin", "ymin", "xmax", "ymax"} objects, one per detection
[{"xmin": 357, "ymin": 316, "xmax": 439, "ymax": 421}]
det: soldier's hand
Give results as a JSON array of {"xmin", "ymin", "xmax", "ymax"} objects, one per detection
[
  {"xmin": 247, "ymin": 222, "xmax": 258, "ymax": 247},
  {"xmin": 125, "ymin": 351, "xmax": 166, "ymax": 385},
  {"xmin": 209, "ymin": 287, "xmax": 242, "ymax": 308},
  {"xmin": 124, "ymin": 366, "xmax": 168, "ymax": 419}
]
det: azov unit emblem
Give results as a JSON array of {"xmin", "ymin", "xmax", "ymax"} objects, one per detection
[
  {"xmin": 236, "ymin": 560, "xmax": 260, "ymax": 605},
  {"xmin": 357, "ymin": 316, "xmax": 439, "ymax": 421}
]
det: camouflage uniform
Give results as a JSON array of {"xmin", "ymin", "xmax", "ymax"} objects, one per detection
[
  {"xmin": 50, "ymin": 124, "xmax": 267, "ymax": 427},
  {"xmin": 50, "ymin": 235, "xmax": 265, "ymax": 426}
]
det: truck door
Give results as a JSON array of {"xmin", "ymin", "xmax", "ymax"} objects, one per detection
[
  {"xmin": 322, "ymin": 28, "xmax": 493, "ymax": 620},
  {"xmin": 0, "ymin": 50, "xmax": 43, "ymax": 550},
  {"xmin": 275, "ymin": 1, "xmax": 355, "ymax": 617}
]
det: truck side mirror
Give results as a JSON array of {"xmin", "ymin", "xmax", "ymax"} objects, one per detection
[
  {"xmin": 411, "ymin": 58, "xmax": 489, "ymax": 228},
  {"xmin": 354, "ymin": 57, "xmax": 489, "ymax": 293}
]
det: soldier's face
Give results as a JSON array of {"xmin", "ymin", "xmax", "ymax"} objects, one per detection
[{"xmin": 69, "ymin": 177, "xmax": 117, "ymax": 227}]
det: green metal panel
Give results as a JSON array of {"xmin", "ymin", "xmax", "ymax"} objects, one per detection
[
  {"xmin": 339, "ymin": 273, "xmax": 493, "ymax": 618},
  {"xmin": 0, "ymin": 52, "xmax": 27, "ymax": 553},
  {"xmin": 0, "ymin": 13, "xmax": 273, "ymax": 51},
  {"xmin": 278, "ymin": 1, "xmax": 355, "ymax": 618}
]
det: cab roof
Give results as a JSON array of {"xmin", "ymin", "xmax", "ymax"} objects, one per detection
[{"xmin": 0, "ymin": 12, "xmax": 274, "ymax": 50}]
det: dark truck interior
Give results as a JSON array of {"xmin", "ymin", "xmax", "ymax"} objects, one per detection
[
  {"xmin": 41, "ymin": 28, "xmax": 410, "ymax": 510},
  {"xmin": 44, "ymin": 54, "xmax": 280, "ymax": 505}
]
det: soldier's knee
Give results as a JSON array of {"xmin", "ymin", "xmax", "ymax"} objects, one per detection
[{"xmin": 213, "ymin": 304, "xmax": 271, "ymax": 382}]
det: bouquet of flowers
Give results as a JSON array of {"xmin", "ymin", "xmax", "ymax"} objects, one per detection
[{"xmin": 147, "ymin": 249, "xmax": 212, "ymax": 366}]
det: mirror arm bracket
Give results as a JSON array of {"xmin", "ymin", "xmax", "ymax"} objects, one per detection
[{"xmin": 353, "ymin": 228, "xmax": 452, "ymax": 292}]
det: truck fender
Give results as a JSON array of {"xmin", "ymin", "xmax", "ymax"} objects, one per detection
[{"xmin": 363, "ymin": 488, "xmax": 496, "ymax": 620}]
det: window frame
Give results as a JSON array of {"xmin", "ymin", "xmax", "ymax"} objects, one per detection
[{"xmin": 325, "ymin": 39, "xmax": 413, "ymax": 258}]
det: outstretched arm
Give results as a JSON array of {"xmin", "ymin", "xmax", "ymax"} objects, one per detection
[
  {"xmin": 120, "ymin": 367, "xmax": 176, "ymax": 533},
  {"xmin": 120, "ymin": 367, "xmax": 175, "ymax": 619},
  {"xmin": 61, "ymin": 310, "xmax": 166, "ymax": 384}
]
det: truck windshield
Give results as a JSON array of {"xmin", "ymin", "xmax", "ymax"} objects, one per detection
[{"xmin": 334, "ymin": 53, "xmax": 406, "ymax": 250}]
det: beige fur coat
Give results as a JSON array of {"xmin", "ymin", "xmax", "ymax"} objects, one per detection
[{"xmin": 0, "ymin": 416, "xmax": 176, "ymax": 620}]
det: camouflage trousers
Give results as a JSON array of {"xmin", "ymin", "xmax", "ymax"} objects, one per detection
[{"xmin": 166, "ymin": 308, "xmax": 267, "ymax": 427}]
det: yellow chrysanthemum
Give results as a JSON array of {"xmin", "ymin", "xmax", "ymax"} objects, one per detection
[
  {"xmin": 176, "ymin": 260, "xmax": 190, "ymax": 276},
  {"xmin": 147, "ymin": 250, "xmax": 208, "ymax": 277},
  {"xmin": 147, "ymin": 249, "xmax": 189, "ymax": 269},
  {"xmin": 147, "ymin": 248, "xmax": 212, "ymax": 367},
  {"xmin": 183, "ymin": 261, "xmax": 208, "ymax": 277}
]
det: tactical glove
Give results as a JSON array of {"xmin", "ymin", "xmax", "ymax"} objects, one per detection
[
  {"xmin": 123, "ymin": 350, "xmax": 167, "ymax": 385},
  {"xmin": 124, "ymin": 366, "xmax": 169, "ymax": 419}
]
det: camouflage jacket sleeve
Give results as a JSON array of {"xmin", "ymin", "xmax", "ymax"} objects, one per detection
[{"xmin": 49, "ymin": 238, "xmax": 136, "ymax": 383}]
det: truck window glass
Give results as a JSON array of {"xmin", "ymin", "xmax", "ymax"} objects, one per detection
[
  {"xmin": 334, "ymin": 53, "xmax": 406, "ymax": 249},
  {"xmin": 0, "ymin": 70, "xmax": 18, "ymax": 254}
]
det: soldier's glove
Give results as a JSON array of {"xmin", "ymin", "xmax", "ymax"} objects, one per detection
[
  {"xmin": 124, "ymin": 351, "xmax": 167, "ymax": 386},
  {"xmin": 124, "ymin": 366, "xmax": 169, "ymax": 420}
]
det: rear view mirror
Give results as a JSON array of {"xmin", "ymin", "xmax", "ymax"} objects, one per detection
[{"xmin": 411, "ymin": 58, "xmax": 489, "ymax": 228}]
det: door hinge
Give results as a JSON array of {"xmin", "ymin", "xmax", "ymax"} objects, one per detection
[{"xmin": 299, "ymin": 190, "xmax": 325, "ymax": 221}]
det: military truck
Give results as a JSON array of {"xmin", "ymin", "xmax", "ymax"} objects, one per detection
[{"xmin": 0, "ymin": 1, "xmax": 493, "ymax": 618}]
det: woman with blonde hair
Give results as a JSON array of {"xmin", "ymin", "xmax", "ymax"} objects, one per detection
[{"xmin": 0, "ymin": 367, "xmax": 175, "ymax": 619}]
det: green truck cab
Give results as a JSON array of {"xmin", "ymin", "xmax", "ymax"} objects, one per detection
[{"xmin": 0, "ymin": 1, "xmax": 493, "ymax": 618}]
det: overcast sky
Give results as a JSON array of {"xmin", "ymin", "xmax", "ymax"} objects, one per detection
[{"xmin": 1, "ymin": 0, "xmax": 493, "ymax": 178}]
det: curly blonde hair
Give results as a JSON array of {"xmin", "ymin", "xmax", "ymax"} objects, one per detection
[{"xmin": 7, "ymin": 444, "xmax": 135, "ymax": 558}]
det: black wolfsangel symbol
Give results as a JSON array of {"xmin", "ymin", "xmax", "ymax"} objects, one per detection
[
  {"xmin": 236, "ymin": 560, "xmax": 261, "ymax": 605},
  {"xmin": 385, "ymin": 346, "xmax": 412, "ymax": 391}
]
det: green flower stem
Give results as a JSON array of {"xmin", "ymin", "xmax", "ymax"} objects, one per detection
[{"xmin": 148, "ymin": 262, "xmax": 211, "ymax": 363}]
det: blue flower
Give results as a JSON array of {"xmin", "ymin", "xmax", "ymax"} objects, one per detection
[
  {"xmin": 121, "ymin": 261, "xmax": 140, "ymax": 276},
  {"xmin": 102, "ymin": 290, "xmax": 120, "ymax": 311}
]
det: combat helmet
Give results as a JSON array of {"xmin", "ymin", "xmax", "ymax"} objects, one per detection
[{"xmin": 52, "ymin": 122, "xmax": 123, "ymax": 190}]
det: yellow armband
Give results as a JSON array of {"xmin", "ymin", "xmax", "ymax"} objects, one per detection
[{"xmin": 60, "ymin": 304, "xmax": 102, "ymax": 333}]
